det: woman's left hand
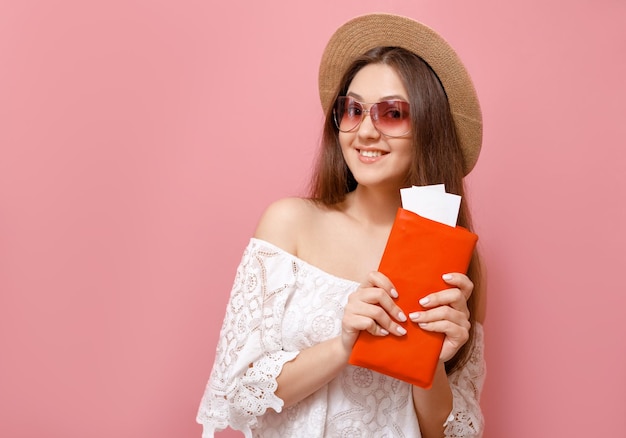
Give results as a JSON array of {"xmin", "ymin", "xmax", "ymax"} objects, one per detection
[{"xmin": 408, "ymin": 273, "xmax": 473, "ymax": 362}]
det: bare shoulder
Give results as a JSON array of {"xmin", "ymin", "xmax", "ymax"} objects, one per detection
[{"xmin": 253, "ymin": 197, "xmax": 319, "ymax": 255}]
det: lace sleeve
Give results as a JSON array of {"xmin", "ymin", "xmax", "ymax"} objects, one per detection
[
  {"xmin": 444, "ymin": 323, "xmax": 486, "ymax": 437},
  {"xmin": 196, "ymin": 240, "xmax": 300, "ymax": 438}
]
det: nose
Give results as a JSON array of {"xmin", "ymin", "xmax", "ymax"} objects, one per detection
[{"xmin": 356, "ymin": 109, "xmax": 380, "ymax": 139}]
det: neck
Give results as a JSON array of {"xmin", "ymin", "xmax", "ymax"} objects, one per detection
[{"xmin": 343, "ymin": 184, "xmax": 402, "ymax": 227}]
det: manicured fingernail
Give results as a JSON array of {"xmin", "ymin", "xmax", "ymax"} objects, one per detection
[
  {"xmin": 380, "ymin": 328, "xmax": 389, "ymax": 336},
  {"xmin": 409, "ymin": 312, "xmax": 420, "ymax": 320},
  {"xmin": 442, "ymin": 273, "xmax": 453, "ymax": 281},
  {"xmin": 398, "ymin": 311, "xmax": 407, "ymax": 322},
  {"xmin": 390, "ymin": 288, "xmax": 399, "ymax": 298},
  {"xmin": 419, "ymin": 297, "xmax": 430, "ymax": 306},
  {"xmin": 396, "ymin": 326, "xmax": 407, "ymax": 335},
  {"xmin": 418, "ymin": 322, "xmax": 428, "ymax": 328}
]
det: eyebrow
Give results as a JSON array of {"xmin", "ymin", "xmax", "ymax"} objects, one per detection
[{"xmin": 346, "ymin": 91, "xmax": 408, "ymax": 102}]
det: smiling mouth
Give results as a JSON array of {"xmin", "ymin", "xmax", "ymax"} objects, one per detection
[{"xmin": 359, "ymin": 149, "xmax": 386, "ymax": 158}]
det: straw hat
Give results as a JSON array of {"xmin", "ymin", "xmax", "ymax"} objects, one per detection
[{"xmin": 318, "ymin": 13, "xmax": 482, "ymax": 175}]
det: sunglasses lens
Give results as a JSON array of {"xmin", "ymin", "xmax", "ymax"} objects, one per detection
[
  {"xmin": 334, "ymin": 97, "xmax": 362, "ymax": 132},
  {"xmin": 372, "ymin": 100, "xmax": 411, "ymax": 137}
]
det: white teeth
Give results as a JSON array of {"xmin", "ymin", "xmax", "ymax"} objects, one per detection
[{"xmin": 360, "ymin": 150, "xmax": 383, "ymax": 158}]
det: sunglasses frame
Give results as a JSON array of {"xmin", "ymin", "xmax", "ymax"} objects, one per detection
[{"xmin": 333, "ymin": 96, "xmax": 411, "ymax": 138}]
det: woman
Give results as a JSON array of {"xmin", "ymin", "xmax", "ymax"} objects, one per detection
[{"xmin": 197, "ymin": 13, "xmax": 485, "ymax": 438}]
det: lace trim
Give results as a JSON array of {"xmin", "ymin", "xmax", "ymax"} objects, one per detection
[
  {"xmin": 196, "ymin": 241, "xmax": 300, "ymax": 435},
  {"xmin": 444, "ymin": 323, "xmax": 486, "ymax": 437}
]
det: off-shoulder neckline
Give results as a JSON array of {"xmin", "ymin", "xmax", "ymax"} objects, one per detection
[
  {"xmin": 247, "ymin": 238, "xmax": 484, "ymax": 332},
  {"xmin": 249, "ymin": 237, "xmax": 360, "ymax": 287}
]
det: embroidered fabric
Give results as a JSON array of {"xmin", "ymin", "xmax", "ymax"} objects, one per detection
[{"xmin": 197, "ymin": 238, "xmax": 486, "ymax": 437}]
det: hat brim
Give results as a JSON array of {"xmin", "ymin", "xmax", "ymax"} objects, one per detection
[{"xmin": 318, "ymin": 13, "xmax": 482, "ymax": 175}]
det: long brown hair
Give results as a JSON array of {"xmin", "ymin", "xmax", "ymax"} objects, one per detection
[{"xmin": 309, "ymin": 46, "xmax": 483, "ymax": 374}]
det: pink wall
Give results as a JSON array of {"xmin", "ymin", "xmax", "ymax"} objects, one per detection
[{"xmin": 1, "ymin": 1, "xmax": 624, "ymax": 437}]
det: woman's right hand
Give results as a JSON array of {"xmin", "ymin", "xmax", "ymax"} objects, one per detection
[{"xmin": 340, "ymin": 271, "xmax": 408, "ymax": 355}]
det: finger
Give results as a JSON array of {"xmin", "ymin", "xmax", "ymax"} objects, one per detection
[
  {"xmin": 441, "ymin": 273, "xmax": 474, "ymax": 299},
  {"xmin": 408, "ymin": 306, "xmax": 471, "ymax": 331},
  {"xmin": 416, "ymin": 319, "xmax": 470, "ymax": 345},
  {"xmin": 364, "ymin": 271, "xmax": 406, "ymax": 322},
  {"xmin": 343, "ymin": 312, "xmax": 404, "ymax": 338},
  {"xmin": 348, "ymin": 298, "xmax": 408, "ymax": 336},
  {"xmin": 417, "ymin": 287, "xmax": 467, "ymax": 311},
  {"xmin": 345, "ymin": 314, "xmax": 393, "ymax": 337},
  {"xmin": 365, "ymin": 271, "xmax": 397, "ymax": 297},
  {"xmin": 416, "ymin": 318, "xmax": 470, "ymax": 336},
  {"xmin": 355, "ymin": 286, "xmax": 407, "ymax": 324}
]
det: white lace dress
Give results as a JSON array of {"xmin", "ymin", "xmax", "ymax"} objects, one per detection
[{"xmin": 197, "ymin": 238, "xmax": 485, "ymax": 437}]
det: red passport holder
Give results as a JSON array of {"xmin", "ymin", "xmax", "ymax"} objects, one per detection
[{"xmin": 348, "ymin": 208, "xmax": 478, "ymax": 388}]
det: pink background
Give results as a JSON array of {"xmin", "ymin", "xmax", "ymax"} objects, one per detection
[{"xmin": 1, "ymin": 1, "xmax": 625, "ymax": 437}]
